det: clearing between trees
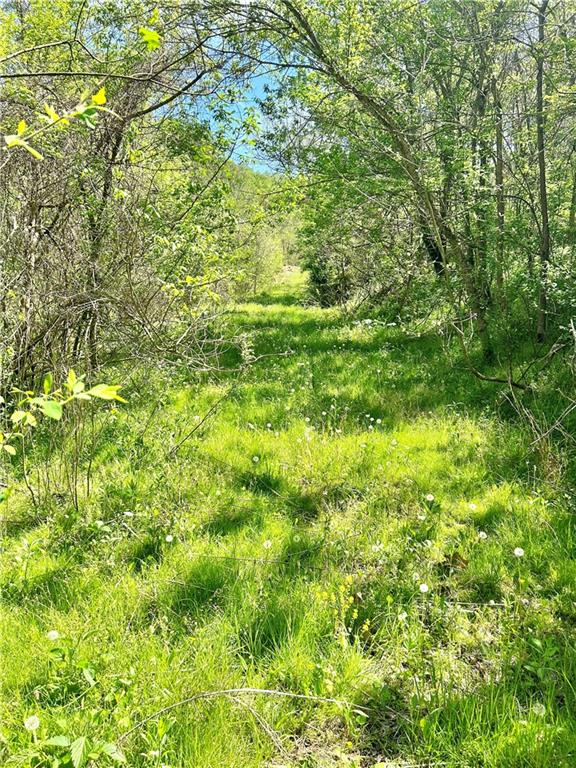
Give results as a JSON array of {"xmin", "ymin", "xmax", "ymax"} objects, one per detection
[{"xmin": 2, "ymin": 268, "xmax": 575, "ymax": 767}]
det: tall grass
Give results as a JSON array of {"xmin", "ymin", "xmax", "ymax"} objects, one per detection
[{"xmin": 2, "ymin": 270, "xmax": 576, "ymax": 767}]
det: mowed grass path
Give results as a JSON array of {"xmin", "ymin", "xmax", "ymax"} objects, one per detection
[{"xmin": 2, "ymin": 269, "xmax": 576, "ymax": 767}]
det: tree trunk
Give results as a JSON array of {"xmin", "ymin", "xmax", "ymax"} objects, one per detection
[
  {"xmin": 536, "ymin": 0, "xmax": 550, "ymax": 343},
  {"xmin": 492, "ymin": 78, "xmax": 505, "ymax": 298}
]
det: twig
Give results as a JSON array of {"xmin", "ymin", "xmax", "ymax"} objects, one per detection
[
  {"xmin": 118, "ymin": 687, "xmax": 369, "ymax": 743},
  {"xmin": 230, "ymin": 696, "xmax": 289, "ymax": 758},
  {"xmin": 166, "ymin": 386, "xmax": 235, "ymax": 458},
  {"xmin": 451, "ymin": 322, "xmax": 528, "ymax": 390}
]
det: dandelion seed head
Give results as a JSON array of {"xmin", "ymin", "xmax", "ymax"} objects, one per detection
[{"xmin": 24, "ymin": 715, "xmax": 40, "ymax": 732}]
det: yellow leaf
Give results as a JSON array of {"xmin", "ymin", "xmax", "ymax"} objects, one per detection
[
  {"xmin": 17, "ymin": 120, "xmax": 27, "ymax": 135},
  {"xmin": 4, "ymin": 135, "xmax": 44, "ymax": 160},
  {"xmin": 91, "ymin": 87, "xmax": 107, "ymax": 106},
  {"xmin": 44, "ymin": 104, "xmax": 60, "ymax": 122}
]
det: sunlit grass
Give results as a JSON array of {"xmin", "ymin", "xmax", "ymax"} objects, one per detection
[{"xmin": 2, "ymin": 270, "xmax": 576, "ymax": 767}]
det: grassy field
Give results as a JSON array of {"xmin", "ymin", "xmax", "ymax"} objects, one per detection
[{"xmin": 2, "ymin": 269, "xmax": 576, "ymax": 767}]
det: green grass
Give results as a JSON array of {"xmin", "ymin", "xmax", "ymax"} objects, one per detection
[{"xmin": 2, "ymin": 268, "xmax": 576, "ymax": 767}]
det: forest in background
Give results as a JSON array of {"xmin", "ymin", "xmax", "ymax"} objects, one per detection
[
  {"xmin": 3, "ymin": 1, "xmax": 576, "ymax": 767},
  {"xmin": 3, "ymin": 0, "xmax": 576, "ymax": 421}
]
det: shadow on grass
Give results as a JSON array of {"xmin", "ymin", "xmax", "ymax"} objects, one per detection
[
  {"xmin": 1, "ymin": 566, "xmax": 77, "ymax": 612},
  {"xmin": 201, "ymin": 505, "xmax": 264, "ymax": 537},
  {"xmin": 277, "ymin": 532, "xmax": 326, "ymax": 577},
  {"xmin": 1, "ymin": 511, "xmax": 46, "ymax": 540},
  {"xmin": 124, "ymin": 535, "xmax": 163, "ymax": 572},
  {"xmin": 235, "ymin": 470, "xmax": 326, "ymax": 521},
  {"xmin": 161, "ymin": 560, "xmax": 236, "ymax": 625}
]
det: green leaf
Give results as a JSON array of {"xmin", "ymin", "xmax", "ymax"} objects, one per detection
[
  {"xmin": 44, "ymin": 735, "xmax": 71, "ymax": 747},
  {"xmin": 86, "ymin": 384, "xmax": 127, "ymax": 403},
  {"xmin": 40, "ymin": 400, "xmax": 63, "ymax": 421},
  {"xmin": 82, "ymin": 667, "xmax": 96, "ymax": 687},
  {"xmin": 138, "ymin": 26, "xmax": 161, "ymax": 51},
  {"xmin": 66, "ymin": 369, "xmax": 77, "ymax": 391},
  {"xmin": 3, "ymin": 445, "xmax": 16, "ymax": 456},
  {"xmin": 70, "ymin": 736, "xmax": 87, "ymax": 768},
  {"xmin": 11, "ymin": 410, "xmax": 27, "ymax": 423},
  {"xmin": 43, "ymin": 372, "xmax": 53, "ymax": 394},
  {"xmin": 101, "ymin": 743, "xmax": 126, "ymax": 763}
]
